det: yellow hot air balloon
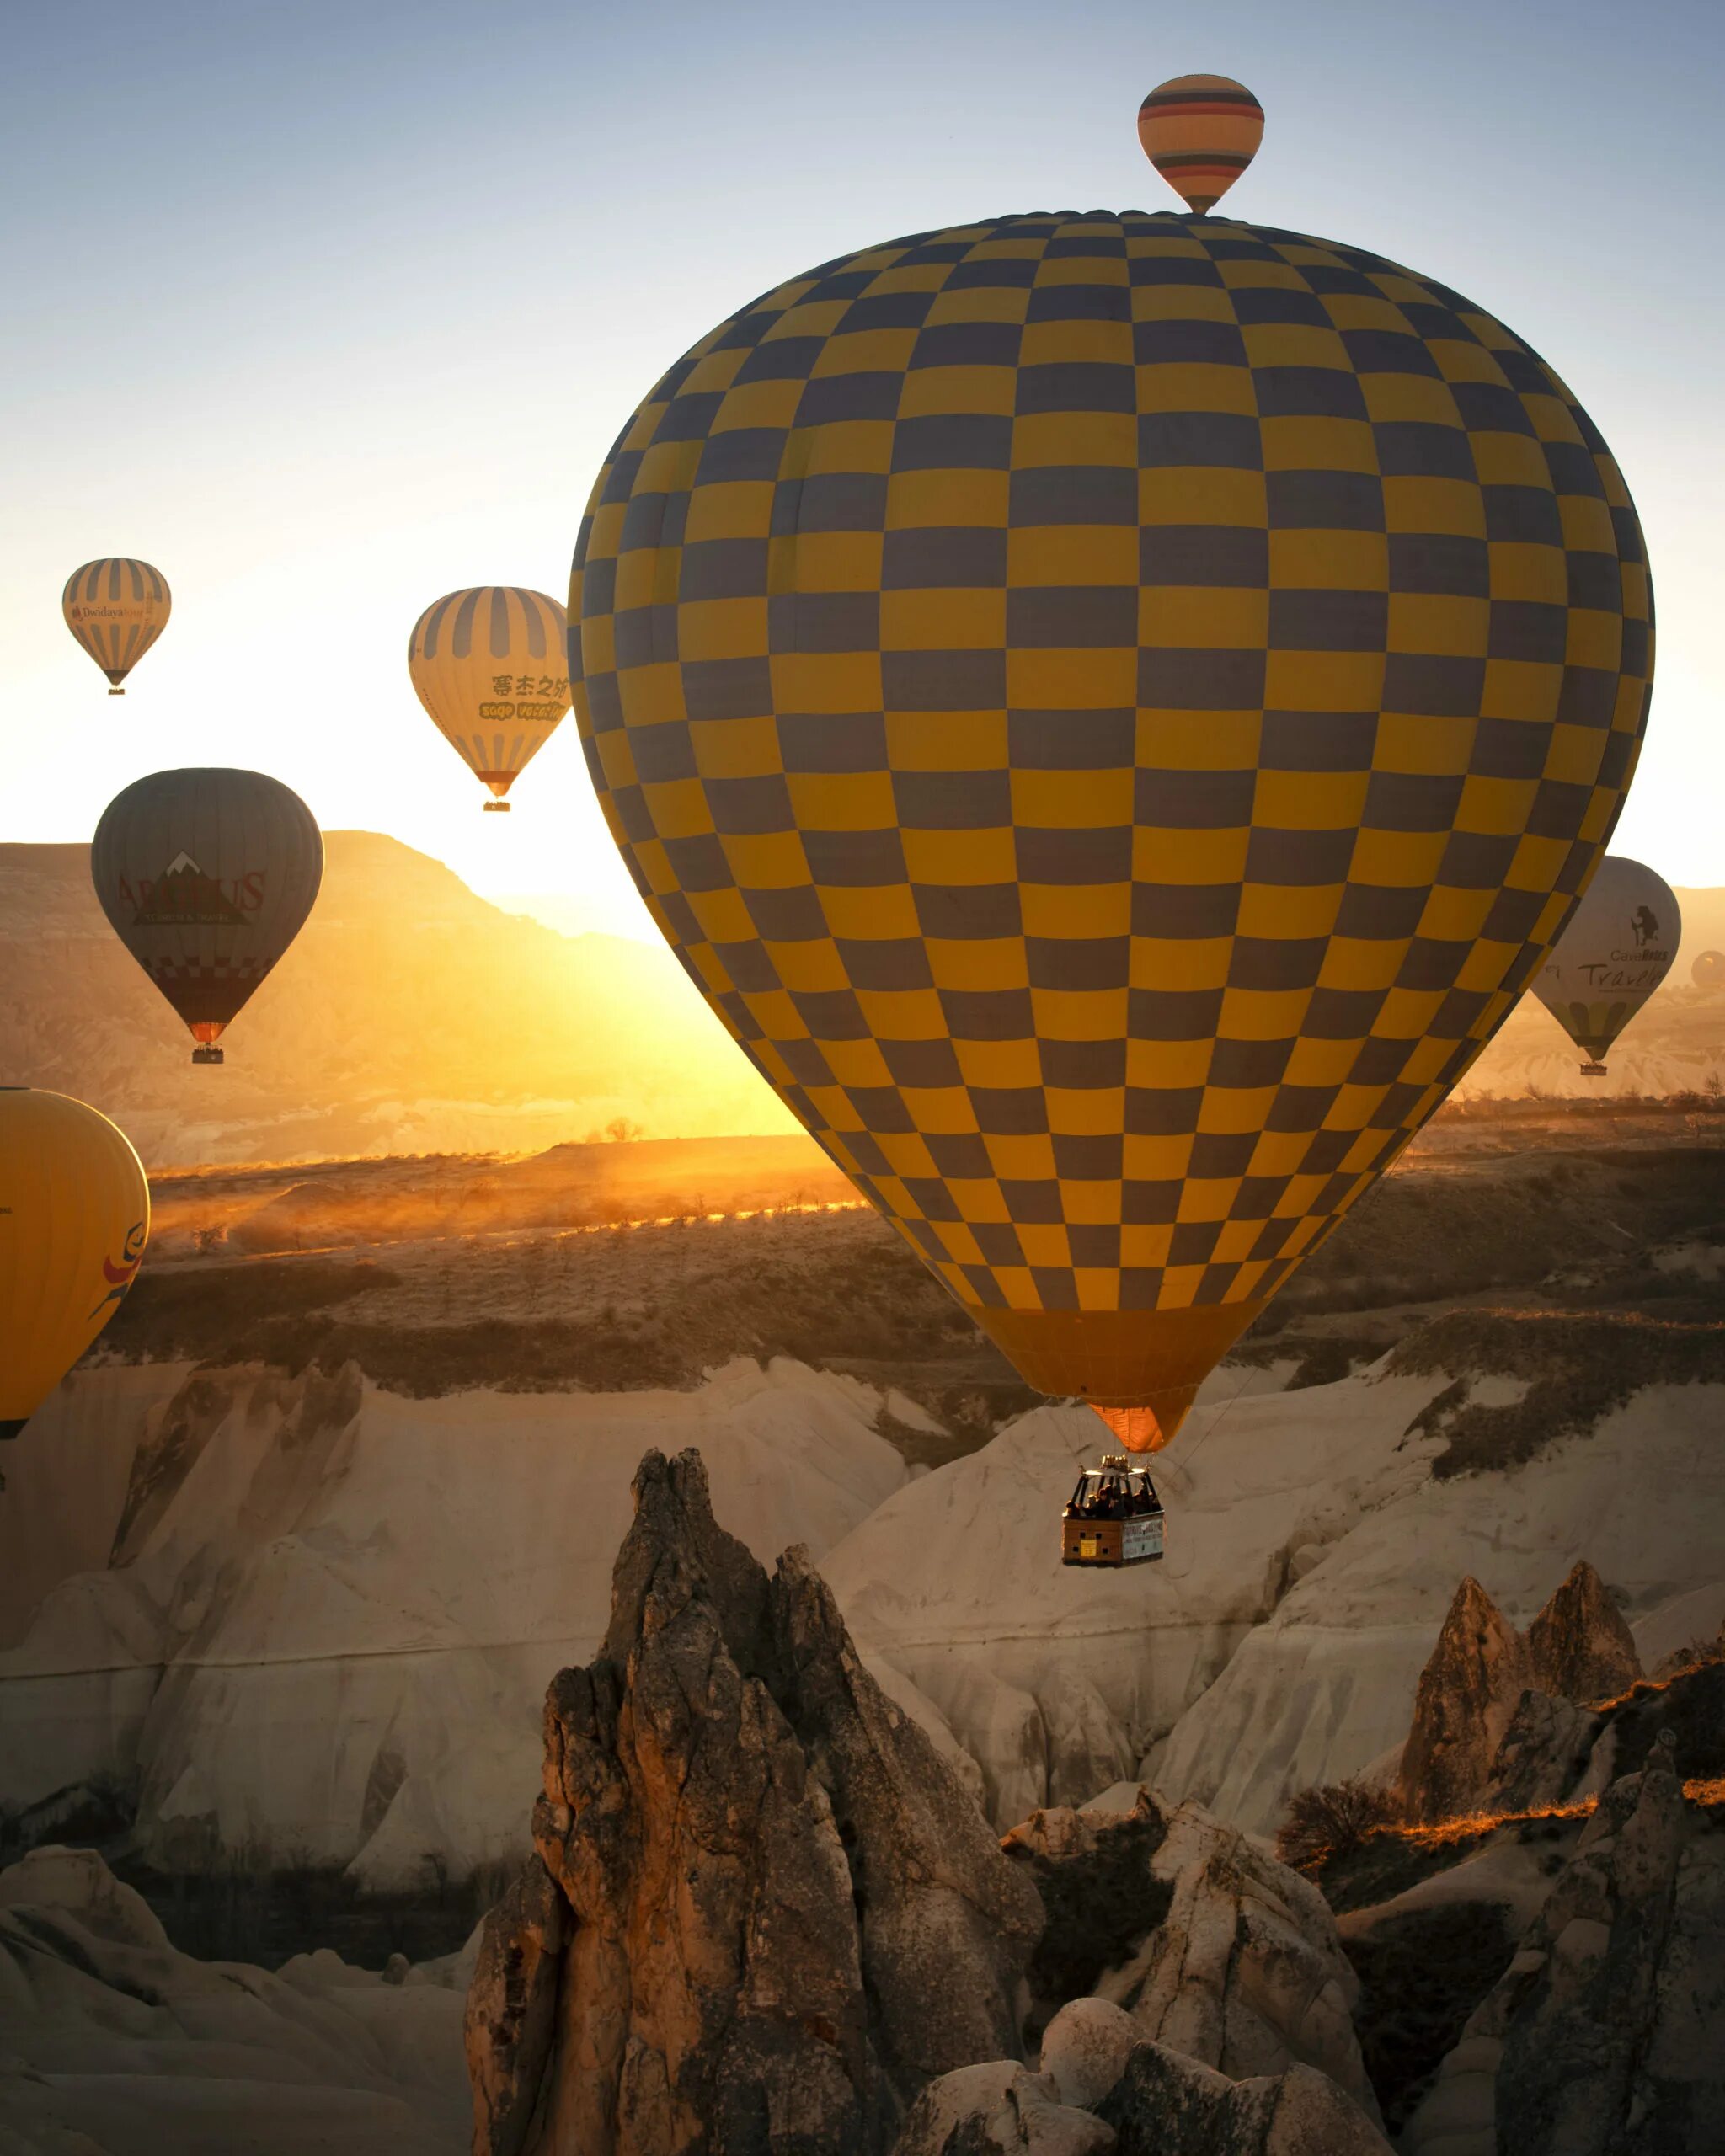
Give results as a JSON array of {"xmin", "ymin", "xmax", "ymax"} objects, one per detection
[
  {"xmin": 63, "ymin": 558, "xmax": 171, "ymax": 695},
  {"xmin": 0, "ymin": 1089, "xmax": 149, "ymax": 1448},
  {"xmin": 409, "ymin": 586, "xmax": 571, "ymax": 811},
  {"xmin": 571, "ymin": 202, "xmax": 1652, "ymax": 1457},
  {"xmin": 1138, "ymin": 75, "xmax": 1264, "ymax": 212}
]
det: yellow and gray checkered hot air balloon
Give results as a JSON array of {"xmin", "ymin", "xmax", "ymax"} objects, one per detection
[
  {"xmin": 570, "ymin": 109, "xmax": 1653, "ymax": 1458},
  {"xmin": 62, "ymin": 558, "xmax": 171, "ymax": 695},
  {"xmin": 0, "ymin": 1089, "xmax": 148, "ymax": 1456},
  {"xmin": 409, "ymin": 586, "xmax": 572, "ymax": 811}
]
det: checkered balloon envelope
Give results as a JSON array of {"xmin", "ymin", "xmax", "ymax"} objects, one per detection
[{"xmin": 571, "ymin": 208, "xmax": 1653, "ymax": 1451}]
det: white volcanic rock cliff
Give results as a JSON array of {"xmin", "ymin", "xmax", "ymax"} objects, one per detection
[
  {"xmin": 5, "ymin": 1345, "xmax": 1723, "ymax": 1872},
  {"xmin": 0, "ymin": 1844, "xmax": 472, "ymax": 2153},
  {"xmin": 820, "ymin": 1366, "xmax": 1725, "ymax": 1833},
  {"xmin": 0, "ymin": 1358, "xmax": 909, "ymax": 1882}
]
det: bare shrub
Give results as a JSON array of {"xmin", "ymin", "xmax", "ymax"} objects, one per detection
[
  {"xmin": 1275, "ymin": 1778, "xmax": 1402, "ymax": 1874},
  {"xmin": 1653, "ymin": 1629, "xmax": 1725, "ymax": 1681}
]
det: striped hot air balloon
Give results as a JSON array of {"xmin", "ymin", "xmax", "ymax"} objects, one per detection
[
  {"xmin": 1137, "ymin": 75, "xmax": 1264, "ymax": 212},
  {"xmin": 409, "ymin": 586, "xmax": 571, "ymax": 811},
  {"xmin": 62, "ymin": 558, "xmax": 171, "ymax": 695}
]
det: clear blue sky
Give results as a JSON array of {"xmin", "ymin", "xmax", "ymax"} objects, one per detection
[{"xmin": 5, "ymin": 0, "xmax": 1722, "ymax": 926}]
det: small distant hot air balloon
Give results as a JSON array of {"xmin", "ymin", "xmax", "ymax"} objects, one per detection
[
  {"xmin": 1535, "ymin": 857, "xmax": 1679, "ymax": 1075},
  {"xmin": 91, "ymin": 769, "xmax": 323, "ymax": 1064},
  {"xmin": 0, "ymin": 1090, "xmax": 148, "ymax": 1452},
  {"xmin": 1138, "ymin": 75, "xmax": 1263, "ymax": 211},
  {"xmin": 409, "ymin": 586, "xmax": 571, "ymax": 812},
  {"xmin": 63, "ymin": 559, "xmax": 171, "ymax": 695},
  {"xmin": 1691, "ymin": 950, "xmax": 1725, "ymax": 993}
]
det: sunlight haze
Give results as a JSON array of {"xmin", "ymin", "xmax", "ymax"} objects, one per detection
[{"xmin": 5, "ymin": 0, "xmax": 1722, "ymax": 932}]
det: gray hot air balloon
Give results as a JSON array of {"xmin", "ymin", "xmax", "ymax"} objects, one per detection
[
  {"xmin": 91, "ymin": 770, "xmax": 323, "ymax": 1063},
  {"xmin": 1533, "ymin": 855, "xmax": 1680, "ymax": 1075}
]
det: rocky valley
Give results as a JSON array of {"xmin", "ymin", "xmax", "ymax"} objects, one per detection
[
  {"xmin": 8, "ymin": 1450, "xmax": 1715, "ymax": 2154},
  {"xmin": 3, "ymin": 859, "xmax": 1723, "ymax": 2153}
]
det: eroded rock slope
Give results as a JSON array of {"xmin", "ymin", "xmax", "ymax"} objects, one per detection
[{"xmin": 466, "ymin": 1448, "xmax": 1041, "ymax": 2156}]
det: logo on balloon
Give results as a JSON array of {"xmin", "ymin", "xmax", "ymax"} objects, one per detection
[
  {"xmin": 88, "ymin": 1219, "xmax": 147, "ymax": 1319},
  {"xmin": 126, "ymin": 853, "xmax": 263, "ymax": 928}
]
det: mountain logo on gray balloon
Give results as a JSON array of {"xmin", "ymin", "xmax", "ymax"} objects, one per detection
[
  {"xmin": 1630, "ymin": 905, "xmax": 1659, "ymax": 951},
  {"xmin": 130, "ymin": 851, "xmax": 253, "ymax": 928}
]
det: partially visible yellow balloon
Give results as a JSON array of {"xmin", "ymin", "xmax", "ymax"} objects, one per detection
[
  {"xmin": 0, "ymin": 1090, "xmax": 149, "ymax": 1445},
  {"xmin": 63, "ymin": 559, "xmax": 171, "ymax": 695},
  {"xmin": 408, "ymin": 586, "xmax": 571, "ymax": 811}
]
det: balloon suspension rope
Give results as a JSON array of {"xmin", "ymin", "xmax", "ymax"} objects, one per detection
[{"xmin": 1156, "ymin": 1353, "xmax": 1263, "ymax": 1581}]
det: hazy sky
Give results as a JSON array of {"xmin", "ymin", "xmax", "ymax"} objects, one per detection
[{"xmin": 7, "ymin": 0, "xmax": 1722, "ymax": 935}]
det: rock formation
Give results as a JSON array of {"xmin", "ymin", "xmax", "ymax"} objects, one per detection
[
  {"xmin": 900, "ymin": 2037, "xmax": 1395, "ymax": 2156},
  {"xmin": 1097, "ymin": 2041, "xmax": 1391, "ymax": 2156},
  {"xmin": 1397, "ymin": 1577, "xmax": 1531, "ymax": 1823},
  {"xmin": 1398, "ymin": 1732, "xmax": 1725, "ymax": 2156},
  {"xmin": 891, "ymin": 2062, "xmax": 1115, "ymax": 2156},
  {"xmin": 465, "ymin": 1449, "xmax": 1042, "ymax": 2156},
  {"xmin": 464, "ymin": 1859, "xmax": 568, "ymax": 2156},
  {"xmin": 1001, "ymin": 1790, "xmax": 1379, "ymax": 2124},
  {"xmin": 1526, "ymin": 1558, "xmax": 1641, "ymax": 1705},
  {"xmin": 1397, "ymin": 1562, "xmax": 1644, "ymax": 1823},
  {"xmin": 1038, "ymin": 1998, "xmax": 1140, "ymax": 2112},
  {"xmin": 1480, "ymin": 1685, "xmax": 1606, "ymax": 1812},
  {"xmin": 1495, "ymin": 1739, "xmax": 1683, "ymax": 2156}
]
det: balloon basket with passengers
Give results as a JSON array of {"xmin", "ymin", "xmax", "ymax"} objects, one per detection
[{"xmin": 1063, "ymin": 1458, "xmax": 1166, "ymax": 1567}]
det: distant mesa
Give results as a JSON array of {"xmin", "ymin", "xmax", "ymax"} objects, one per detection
[{"xmin": 0, "ymin": 830, "xmax": 796, "ymax": 1166}]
